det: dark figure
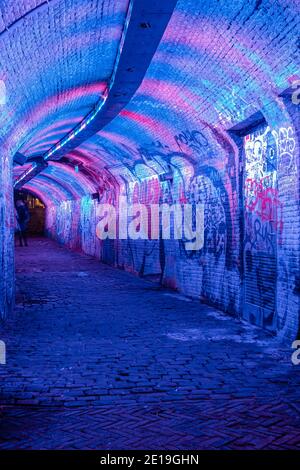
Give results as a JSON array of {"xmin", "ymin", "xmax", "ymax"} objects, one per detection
[{"xmin": 15, "ymin": 199, "xmax": 30, "ymax": 247}]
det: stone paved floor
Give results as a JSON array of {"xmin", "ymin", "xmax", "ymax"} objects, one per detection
[{"xmin": 0, "ymin": 238, "xmax": 299, "ymax": 449}]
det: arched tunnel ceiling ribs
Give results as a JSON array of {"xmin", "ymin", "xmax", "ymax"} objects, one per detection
[{"xmin": 8, "ymin": 0, "xmax": 300, "ymax": 202}]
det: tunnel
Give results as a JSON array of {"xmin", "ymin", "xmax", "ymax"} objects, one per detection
[{"xmin": 0, "ymin": 0, "xmax": 300, "ymax": 453}]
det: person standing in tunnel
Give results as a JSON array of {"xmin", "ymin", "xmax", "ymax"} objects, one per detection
[{"xmin": 15, "ymin": 198, "xmax": 30, "ymax": 247}]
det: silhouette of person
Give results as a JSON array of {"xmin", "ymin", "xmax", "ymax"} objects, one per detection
[{"xmin": 15, "ymin": 198, "xmax": 30, "ymax": 247}]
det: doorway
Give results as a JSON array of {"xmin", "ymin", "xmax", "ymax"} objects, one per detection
[{"xmin": 242, "ymin": 124, "xmax": 278, "ymax": 333}]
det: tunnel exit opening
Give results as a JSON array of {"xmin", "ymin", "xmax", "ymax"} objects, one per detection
[{"xmin": 229, "ymin": 113, "xmax": 279, "ymax": 335}]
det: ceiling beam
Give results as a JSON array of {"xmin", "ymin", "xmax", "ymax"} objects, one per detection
[{"xmin": 44, "ymin": 0, "xmax": 177, "ymax": 161}]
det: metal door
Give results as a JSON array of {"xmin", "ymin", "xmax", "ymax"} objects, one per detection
[{"xmin": 242, "ymin": 125, "xmax": 279, "ymax": 332}]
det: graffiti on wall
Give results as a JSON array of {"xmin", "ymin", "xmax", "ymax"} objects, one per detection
[
  {"xmin": 244, "ymin": 126, "xmax": 283, "ymax": 248},
  {"xmin": 47, "ymin": 126, "xmax": 242, "ymax": 314},
  {"xmin": 179, "ymin": 166, "xmax": 231, "ymax": 263},
  {"xmin": 174, "ymin": 129, "xmax": 214, "ymax": 159},
  {"xmin": 100, "ymin": 128, "xmax": 239, "ymax": 309}
]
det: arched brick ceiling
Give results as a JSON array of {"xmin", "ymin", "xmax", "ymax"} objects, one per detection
[{"xmin": 6, "ymin": 0, "xmax": 300, "ymax": 201}]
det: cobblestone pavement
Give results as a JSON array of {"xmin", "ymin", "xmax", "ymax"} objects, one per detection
[{"xmin": 0, "ymin": 238, "xmax": 299, "ymax": 449}]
